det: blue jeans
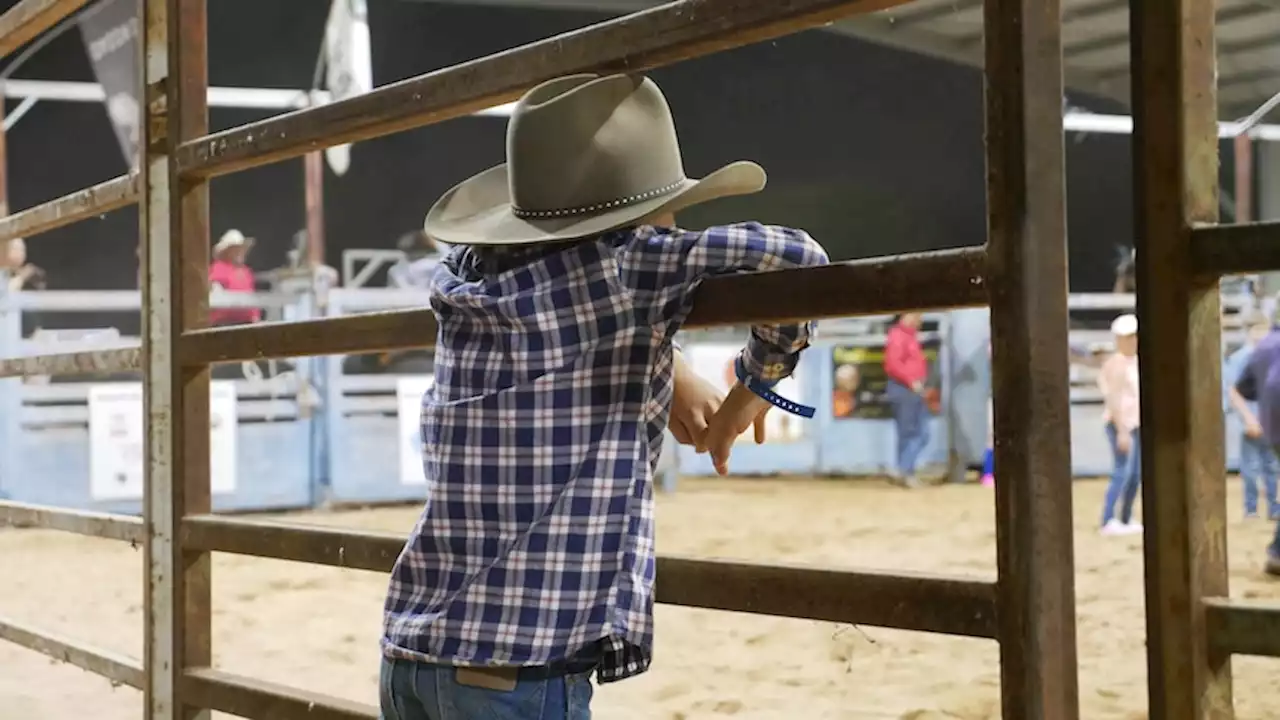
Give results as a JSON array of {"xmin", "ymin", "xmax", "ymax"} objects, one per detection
[
  {"xmin": 1240, "ymin": 434, "xmax": 1279, "ymax": 517},
  {"xmin": 887, "ymin": 380, "xmax": 930, "ymax": 476},
  {"xmin": 1102, "ymin": 423, "xmax": 1141, "ymax": 525},
  {"xmin": 380, "ymin": 657, "xmax": 594, "ymax": 720}
]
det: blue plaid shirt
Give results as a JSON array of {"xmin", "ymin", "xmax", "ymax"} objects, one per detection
[{"xmin": 381, "ymin": 222, "xmax": 829, "ymax": 682}]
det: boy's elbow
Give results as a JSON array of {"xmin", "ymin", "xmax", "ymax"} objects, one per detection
[
  {"xmin": 804, "ymin": 233, "xmax": 830, "ymax": 267},
  {"xmin": 740, "ymin": 223, "xmax": 829, "ymax": 270},
  {"xmin": 784, "ymin": 228, "xmax": 829, "ymax": 269}
]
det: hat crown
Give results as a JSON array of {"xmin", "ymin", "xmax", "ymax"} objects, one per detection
[
  {"xmin": 506, "ymin": 75, "xmax": 686, "ymax": 216},
  {"xmin": 1111, "ymin": 313, "xmax": 1138, "ymax": 336}
]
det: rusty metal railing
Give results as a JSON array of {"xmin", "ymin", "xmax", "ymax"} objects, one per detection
[
  {"xmin": 1130, "ymin": 0, "xmax": 1280, "ymax": 717},
  {"xmin": 21, "ymin": 0, "xmax": 1280, "ymax": 717}
]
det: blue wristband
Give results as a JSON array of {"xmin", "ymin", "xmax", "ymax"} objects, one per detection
[{"xmin": 734, "ymin": 356, "xmax": 816, "ymax": 418}]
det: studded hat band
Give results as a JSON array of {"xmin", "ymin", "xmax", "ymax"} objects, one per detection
[{"xmin": 511, "ymin": 178, "xmax": 687, "ymax": 219}]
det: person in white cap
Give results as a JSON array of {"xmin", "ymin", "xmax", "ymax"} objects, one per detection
[
  {"xmin": 1097, "ymin": 313, "xmax": 1143, "ymax": 535},
  {"xmin": 208, "ymin": 229, "xmax": 261, "ymax": 327}
]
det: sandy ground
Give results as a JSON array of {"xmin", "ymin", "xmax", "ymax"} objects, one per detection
[{"xmin": 3, "ymin": 477, "xmax": 1280, "ymax": 720}]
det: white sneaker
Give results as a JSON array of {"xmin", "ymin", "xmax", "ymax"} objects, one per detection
[
  {"xmin": 1100, "ymin": 519, "xmax": 1129, "ymax": 536},
  {"xmin": 1123, "ymin": 521, "xmax": 1144, "ymax": 535}
]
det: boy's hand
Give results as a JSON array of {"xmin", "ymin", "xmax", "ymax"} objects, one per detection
[
  {"xmin": 671, "ymin": 350, "xmax": 723, "ymax": 451},
  {"xmin": 704, "ymin": 383, "xmax": 771, "ymax": 476}
]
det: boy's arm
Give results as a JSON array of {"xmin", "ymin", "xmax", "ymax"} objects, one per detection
[
  {"xmin": 673, "ymin": 223, "xmax": 829, "ymax": 387},
  {"xmin": 669, "ymin": 346, "xmax": 724, "ymax": 450}
]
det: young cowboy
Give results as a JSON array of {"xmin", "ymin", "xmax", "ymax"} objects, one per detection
[{"xmin": 379, "ymin": 74, "xmax": 828, "ymax": 720}]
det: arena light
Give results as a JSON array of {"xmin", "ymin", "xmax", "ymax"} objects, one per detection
[
  {"xmin": 11, "ymin": 80, "xmax": 1280, "ymax": 136},
  {"xmin": 1063, "ymin": 110, "xmax": 1280, "ymax": 141}
]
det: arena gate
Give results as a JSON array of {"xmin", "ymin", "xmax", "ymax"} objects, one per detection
[{"xmin": 0, "ymin": 0, "xmax": 1273, "ymax": 718}]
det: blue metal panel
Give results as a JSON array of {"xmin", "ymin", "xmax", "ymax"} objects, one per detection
[
  {"xmin": 329, "ymin": 413, "xmax": 427, "ymax": 505},
  {"xmin": 810, "ymin": 347, "xmax": 949, "ymax": 476},
  {"xmin": 9, "ymin": 420, "xmax": 313, "ymax": 515}
]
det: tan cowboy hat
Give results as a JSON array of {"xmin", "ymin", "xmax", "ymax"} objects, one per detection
[
  {"xmin": 424, "ymin": 74, "xmax": 767, "ymax": 246},
  {"xmin": 213, "ymin": 229, "xmax": 254, "ymax": 257}
]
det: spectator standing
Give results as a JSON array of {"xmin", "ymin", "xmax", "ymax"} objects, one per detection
[
  {"xmin": 1232, "ymin": 321, "xmax": 1280, "ymax": 576},
  {"xmin": 208, "ymin": 230, "xmax": 261, "ymax": 327},
  {"xmin": 1098, "ymin": 313, "xmax": 1143, "ymax": 536},
  {"xmin": 4, "ymin": 238, "xmax": 46, "ymax": 292},
  {"xmin": 884, "ymin": 312, "xmax": 930, "ymax": 488},
  {"xmin": 1225, "ymin": 312, "xmax": 1280, "ymax": 519}
]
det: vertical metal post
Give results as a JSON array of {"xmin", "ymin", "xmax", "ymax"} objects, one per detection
[
  {"xmin": 142, "ymin": 0, "xmax": 211, "ymax": 717},
  {"xmin": 983, "ymin": 0, "xmax": 1079, "ymax": 718},
  {"xmin": 1235, "ymin": 135, "xmax": 1253, "ymax": 224},
  {"xmin": 0, "ymin": 99, "xmax": 9, "ymax": 217},
  {"xmin": 1130, "ymin": 1, "xmax": 1233, "ymax": 718},
  {"xmin": 304, "ymin": 151, "xmax": 325, "ymax": 267}
]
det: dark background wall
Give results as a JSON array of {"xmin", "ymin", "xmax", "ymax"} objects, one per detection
[{"xmin": 1, "ymin": 0, "xmax": 1223, "ymax": 326}]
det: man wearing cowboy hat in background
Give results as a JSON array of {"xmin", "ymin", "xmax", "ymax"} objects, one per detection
[
  {"xmin": 208, "ymin": 229, "xmax": 262, "ymax": 327},
  {"xmin": 379, "ymin": 73, "xmax": 828, "ymax": 719}
]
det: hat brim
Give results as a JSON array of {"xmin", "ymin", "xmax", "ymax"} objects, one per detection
[
  {"xmin": 423, "ymin": 161, "xmax": 767, "ymax": 246},
  {"xmin": 213, "ymin": 237, "xmax": 255, "ymax": 256}
]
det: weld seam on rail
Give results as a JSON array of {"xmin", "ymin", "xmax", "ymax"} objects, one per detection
[
  {"xmin": 0, "ymin": 0, "xmax": 95, "ymax": 59},
  {"xmin": 184, "ymin": 668, "xmax": 378, "ymax": 720},
  {"xmin": 177, "ymin": 247, "xmax": 987, "ymax": 365},
  {"xmin": 181, "ymin": 515, "xmax": 997, "ymax": 638},
  {"xmin": 174, "ymin": 0, "xmax": 918, "ymax": 178},
  {"xmin": 0, "ymin": 346, "xmax": 141, "ymax": 379},
  {"xmin": 0, "ymin": 614, "xmax": 144, "ymax": 689},
  {"xmin": 0, "ymin": 174, "xmax": 139, "ymax": 244},
  {"xmin": 1204, "ymin": 596, "xmax": 1280, "ymax": 657},
  {"xmin": 0, "ymin": 500, "xmax": 144, "ymax": 543}
]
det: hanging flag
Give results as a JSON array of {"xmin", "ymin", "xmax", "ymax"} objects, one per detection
[
  {"xmin": 78, "ymin": 0, "xmax": 141, "ymax": 170},
  {"xmin": 321, "ymin": 0, "xmax": 373, "ymax": 176}
]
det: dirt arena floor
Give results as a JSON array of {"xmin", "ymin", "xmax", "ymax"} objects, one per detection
[{"xmin": 4, "ymin": 477, "xmax": 1280, "ymax": 720}]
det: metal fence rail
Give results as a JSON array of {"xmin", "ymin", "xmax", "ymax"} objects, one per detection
[
  {"xmin": 0, "ymin": 346, "xmax": 141, "ymax": 379},
  {"xmin": 0, "ymin": 500, "xmax": 144, "ymax": 543},
  {"xmin": 0, "ymin": 0, "xmax": 95, "ymax": 58},
  {"xmin": 174, "ymin": 0, "xmax": 917, "ymax": 179},
  {"xmin": 9, "ymin": 0, "xmax": 1273, "ymax": 717},
  {"xmin": 0, "ymin": 614, "xmax": 145, "ymax": 690},
  {"xmin": 178, "ymin": 246, "xmax": 987, "ymax": 364},
  {"xmin": 0, "ymin": 174, "xmax": 138, "ymax": 244}
]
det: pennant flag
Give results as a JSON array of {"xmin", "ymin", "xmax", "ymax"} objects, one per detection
[
  {"xmin": 79, "ymin": 0, "xmax": 141, "ymax": 170},
  {"xmin": 321, "ymin": 0, "xmax": 373, "ymax": 176}
]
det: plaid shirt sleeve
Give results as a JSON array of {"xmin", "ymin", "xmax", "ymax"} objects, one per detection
[{"xmin": 626, "ymin": 222, "xmax": 829, "ymax": 386}]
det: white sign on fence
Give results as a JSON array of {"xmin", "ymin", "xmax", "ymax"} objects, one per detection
[
  {"xmin": 686, "ymin": 344, "xmax": 805, "ymax": 444},
  {"xmin": 397, "ymin": 376, "xmax": 434, "ymax": 486},
  {"xmin": 88, "ymin": 382, "xmax": 238, "ymax": 501}
]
